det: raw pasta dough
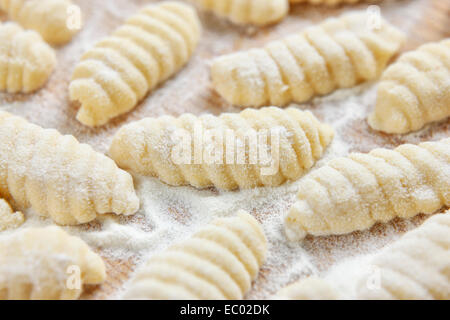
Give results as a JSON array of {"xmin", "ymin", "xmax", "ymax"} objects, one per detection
[
  {"xmin": 0, "ymin": 0, "xmax": 81, "ymax": 45},
  {"xmin": 110, "ymin": 107, "xmax": 334, "ymax": 190},
  {"xmin": 0, "ymin": 226, "xmax": 106, "ymax": 300},
  {"xmin": 123, "ymin": 211, "xmax": 267, "ymax": 300},
  {"xmin": 275, "ymin": 276, "xmax": 340, "ymax": 300},
  {"xmin": 70, "ymin": 1, "xmax": 201, "ymax": 127},
  {"xmin": 0, "ymin": 111, "xmax": 139, "ymax": 225},
  {"xmin": 189, "ymin": 0, "xmax": 288, "ymax": 26},
  {"xmin": 368, "ymin": 39, "xmax": 450, "ymax": 134},
  {"xmin": 357, "ymin": 212, "xmax": 450, "ymax": 299},
  {"xmin": 0, "ymin": 198, "xmax": 23, "ymax": 231},
  {"xmin": 285, "ymin": 138, "xmax": 450, "ymax": 241},
  {"xmin": 211, "ymin": 11, "xmax": 405, "ymax": 108},
  {"xmin": 0, "ymin": 22, "xmax": 56, "ymax": 93}
]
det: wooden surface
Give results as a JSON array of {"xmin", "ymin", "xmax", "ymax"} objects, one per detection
[
  {"xmin": 0, "ymin": 0, "xmax": 449, "ymax": 300},
  {"xmin": 85, "ymin": 0, "xmax": 449, "ymax": 300}
]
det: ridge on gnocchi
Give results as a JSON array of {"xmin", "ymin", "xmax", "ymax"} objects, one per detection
[{"xmin": 0, "ymin": 198, "xmax": 24, "ymax": 232}]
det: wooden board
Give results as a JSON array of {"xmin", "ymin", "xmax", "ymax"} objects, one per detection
[{"xmin": 0, "ymin": 0, "xmax": 449, "ymax": 300}]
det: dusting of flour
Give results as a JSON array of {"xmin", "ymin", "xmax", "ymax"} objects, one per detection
[{"xmin": 0, "ymin": 0, "xmax": 448, "ymax": 299}]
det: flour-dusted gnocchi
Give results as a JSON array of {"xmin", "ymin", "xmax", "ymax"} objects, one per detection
[
  {"xmin": 285, "ymin": 138, "xmax": 450, "ymax": 241},
  {"xmin": 0, "ymin": 22, "xmax": 56, "ymax": 93},
  {"xmin": 70, "ymin": 1, "xmax": 201, "ymax": 127},
  {"xmin": 123, "ymin": 211, "xmax": 267, "ymax": 300},
  {"xmin": 211, "ymin": 11, "xmax": 405, "ymax": 108},
  {"xmin": 0, "ymin": 226, "xmax": 106, "ymax": 300},
  {"xmin": 0, "ymin": 0, "xmax": 81, "ymax": 45},
  {"xmin": 110, "ymin": 107, "xmax": 334, "ymax": 190},
  {"xmin": 357, "ymin": 212, "xmax": 450, "ymax": 299},
  {"xmin": 368, "ymin": 39, "xmax": 450, "ymax": 134},
  {"xmin": 275, "ymin": 277, "xmax": 340, "ymax": 300},
  {"xmin": 189, "ymin": 0, "xmax": 288, "ymax": 26},
  {"xmin": 289, "ymin": 0, "xmax": 361, "ymax": 4},
  {"xmin": 0, "ymin": 198, "xmax": 23, "ymax": 232},
  {"xmin": 0, "ymin": 111, "xmax": 139, "ymax": 225}
]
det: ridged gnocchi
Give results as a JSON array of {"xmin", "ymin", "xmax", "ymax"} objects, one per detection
[
  {"xmin": 275, "ymin": 277, "xmax": 340, "ymax": 300},
  {"xmin": 211, "ymin": 11, "xmax": 405, "ymax": 108},
  {"xmin": 290, "ymin": 0, "xmax": 361, "ymax": 4},
  {"xmin": 0, "ymin": 22, "xmax": 56, "ymax": 93},
  {"xmin": 123, "ymin": 211, "xmax": 267, "ymax": 300},
  {"xmin": 0, "ymin": 0, "xmax": 81, "ymax": 45},
  {"xmin": 368, "ymin": 39, "xmax": 450, "ymax": 134},
  {"xmin": 285, "ymin": 138, "xmax": 450, "ymax": 241},
  {"xmin": 357, "ymin": 212, "xmax": 450, "ymax": 300},
  {"xmin": 0, "ymin": 226, "xmax": 106, "ymax": 300},
  {"xmin": 70, "ymin": 1, "xmax": 201, "ymax": 127},
  {"xmin": 110, "ymin": 107, "xmax": 334, "ymax": 190},
  {"xmin": 0, "ymin": 111, "xmax": 139, "ymax": 225},
  {"xmin": 189, "ymin": 0, "xmax": 288, "ymax": 26},
  {"xmin": 0, "ymin": 198, "xmax": 23, "ymax": 232}
]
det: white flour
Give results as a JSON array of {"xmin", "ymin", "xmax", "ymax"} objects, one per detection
[{"xmin": 0, "ymin": 0, "xmax": 448, "ymax": 299}]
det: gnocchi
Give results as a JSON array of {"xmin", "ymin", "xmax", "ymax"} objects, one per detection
[
  {"xmin": 289, "ymin": 0, "xmax": 361, "ymax": 4},
  {"xmin": 211, "ymin": 11, "xmax": 405, "ymax": 108},
  {"xmin": 0, "ymin": 22, "xmax": 56, "ymax": 93},
  {"xmin": 368, "ymin": 39, "xmax": 450, "ymax": 134},
  {"xmin": 0, "ymin": 198, "xmax": 23, "ymax": 232},
  {"xmin": 189, "ymin": 0, "xmax": 288, "ymax": 26},
  {"xmin": 110, "ymin": 107, "xmax": 334, "ymax": 190},
  {"xmin": 123, "ymin": 211, "xmax": 267, "ymax": 300},
  {"xmin": 0, "ymin": 0, "xmax": 81, "ymax": 45},
  {"xmin": 0, "ymin": 226, "xmax": 106, "ymax": 300},
  {"xmin": 0, "ymin": 111, "xmax": 139, "ymax": 225},
  {"xmin": 70, "ymin": 1, "xmax": 201, "ymax": 126},
  {"xmin": 357, "ymin": 212, "xmax": 450, "ymax": 299},
  {"xmin": 285, "ymin": 138, "xmax": 450, "ymax": 241},
  {"xmin": 275, "ymin": 277, "xmax": 340, "ymax": 300}
]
